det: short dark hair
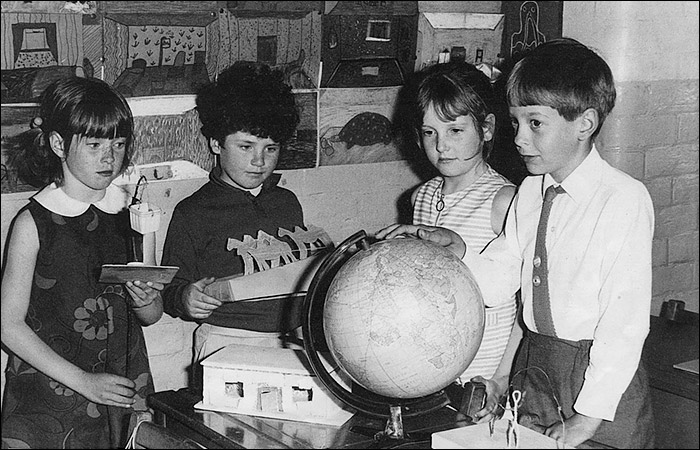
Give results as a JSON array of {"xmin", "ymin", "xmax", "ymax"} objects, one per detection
[
  {"xmin": 13, "ymin": 76, "xmax": 134, "ymax": 186},
  {"xmin": 196, "ymin": 62, "xmax": 299, "ymax": 146},
  {"xmin": 414, "ymin": 61, "xmax": 496, "ymax": 157},
  {"xmin": 506, "ymin": 38, "xmax": 616, "ymax": 137}
]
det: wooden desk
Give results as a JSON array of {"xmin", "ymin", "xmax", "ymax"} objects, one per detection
[
  {"xmin": 642, "ymin": 314, "xmax": 699, "ymax": 449},
  {"xmin": 149, "ymin": 314, "xmax": 698, "ymax": 449}
]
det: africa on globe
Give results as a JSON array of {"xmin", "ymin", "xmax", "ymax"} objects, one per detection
[{"xmin": 322, "ymin": 236, "xmax": 485, "ymax": 400}]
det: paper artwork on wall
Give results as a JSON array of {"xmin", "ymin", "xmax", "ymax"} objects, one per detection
[
  {"xmin": 277, "ymin": 91, "xmax": 319, "ymax": 170},
  {"xmin": 0, "ymin": 10, "xmax": 88, "ymax": 103},
  {"xmin": 109, "ymin": 23, "xmax": 211, "ymax": 97},
  {"xmin": 320, "ymin": 1, "xmax": 418, "ymax": 88},
  {"xmin": 216, "ymin": 8, "xmax": 322, "ymax": 90},
  {"xmin": 501, "ymin": 1, "xmax": 563, "ymax": 61},
  {"xmin": 1, "ymin": 2, "xmax": 323, "ymax": 102},
  {"xmin": 318, "ymin": 86, "xmax": 408, "ymax": 166}
]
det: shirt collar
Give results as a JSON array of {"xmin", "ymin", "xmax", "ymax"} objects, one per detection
[
  {"xmin": 32, "ymin": 182, "xmax": 129, "ymax": 216},
  {"xmin": 542, "ymin": 145, "xmax": 603, "ymax": 204}
]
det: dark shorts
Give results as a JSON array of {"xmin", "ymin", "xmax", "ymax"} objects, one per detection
[{"xmin": 512, "ymin": 330, "xmax": 655, "ymax": 449}]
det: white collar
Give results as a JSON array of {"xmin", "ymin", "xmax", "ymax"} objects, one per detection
[
  {"xmin": 32, "ymin": 182, "xmax": 129, "ymax": 216},
  {"xmin": 543, "ymin": 144, "xmax": 603, "ymax": 204}
]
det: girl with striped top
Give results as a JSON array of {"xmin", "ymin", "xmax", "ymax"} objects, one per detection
[{"xmin": 407, "ymin": 61, "xmax": 518, "ymax": 385}]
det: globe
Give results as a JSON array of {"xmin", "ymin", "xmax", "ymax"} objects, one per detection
[
  {"xmin": 303, "ymin": 231, "xmax": 486, "ymax": 425},
  {"xmin": 322, "ymin": 235, "xmax": 485, "ymax": 399}
]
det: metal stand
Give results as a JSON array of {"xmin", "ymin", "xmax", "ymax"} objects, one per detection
[{"xmin": 351, "ymin": 405, "xmax": 432, "ymax": 449}]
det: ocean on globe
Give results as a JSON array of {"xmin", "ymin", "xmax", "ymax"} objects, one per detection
[{"xmin": 323, "ymin": 237, "xmax": 485, "ymax": 399}]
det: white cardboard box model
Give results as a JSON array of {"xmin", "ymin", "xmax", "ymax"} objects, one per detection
[
  {"xmin": 195, "ymin": 344, "xmax": 355, "ymax": 426},
  {"xmin": 431, "ymin": 420, "xmax": 574, "ymax": 449}
]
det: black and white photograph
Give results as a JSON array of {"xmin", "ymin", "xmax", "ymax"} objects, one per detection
[{"xmin": 1, "ymin": 2, "xmax": 697, "ymax": 449}]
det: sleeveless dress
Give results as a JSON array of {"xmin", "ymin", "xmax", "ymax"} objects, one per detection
[
  {"xmin": 1, "ymin": 184, "xmax": 155, "ymax": 449},
  {"xmin": 413, "ymin": 165, "xmax": 517, "ymax": 381}
]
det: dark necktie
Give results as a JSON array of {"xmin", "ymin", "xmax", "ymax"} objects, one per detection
[{"xmin": 532, "ymin": 185, "xmax": 565, "ymax": 336}]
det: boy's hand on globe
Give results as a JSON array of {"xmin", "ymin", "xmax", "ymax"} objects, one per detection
[
  {"xmin": 374, "ymin": 223, "xmax": 415, "ymax": 239},
  {"xmin": 375, "ymin": 225, "xmax": 466, "ymax": 258}
]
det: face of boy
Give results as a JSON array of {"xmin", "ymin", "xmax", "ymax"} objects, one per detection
[
  {"xmin": 509, "ymin": 105, "xmax": 589, "ymax": 183},
  {"xmin": 212, "ymin": 131, "xmax": 280, "ymax": 190},
  {"xmin": 421, "ymin": 107, "xmax": 492, "ymax": 182}
]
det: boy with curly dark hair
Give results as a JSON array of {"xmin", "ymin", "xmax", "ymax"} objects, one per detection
[{"xmin": 161, "ymin": 62, "xmax": 304, "ymax": 393}]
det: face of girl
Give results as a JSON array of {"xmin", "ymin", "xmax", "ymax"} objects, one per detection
[
  {"xmin": 421, "ymin": 106, "xmax": 492, "ymax": 181},
  {"xmin": 212, "ymin": 131, "xmax": 280, "ymax": 190},
  {"xmin": 62, "ymin": 134, "xmax": 126, "ymax": 192}
]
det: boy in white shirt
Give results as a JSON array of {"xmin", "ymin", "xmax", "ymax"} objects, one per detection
[{"xmin": 377, "ymin": 38, "xmax": 655, "ymax": 448}]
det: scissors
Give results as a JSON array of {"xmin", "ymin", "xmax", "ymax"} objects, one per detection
[{"xmin": 506, "ymin": 390, "xmax": 523, "ymax": 448}]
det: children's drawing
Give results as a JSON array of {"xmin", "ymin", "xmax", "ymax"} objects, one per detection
[
  {"xmin": 321, "ymin": 2, "xmax": 418, "ymax": 88},
  {"xmin": 501, "ymin": 1, "xmax": 562, "ymax": 61},
  {"xmin": 110, "ymin": 24, "xmax": 210, "ymax": 97},
  {"xmin": 277, "ymin": 90, "xmax": 319, "ymax": 170},
  {"xmin": 510, "ymin": 1, "xmax": 547, "ymax": 57},
  {"xmin": 318, "ymin": 87, "xmax": 407, "ymax": 166},
  {"xmin": 1, "ymin": 2, "xmax": 323, "ymax": 102},
  {"xmin": 1, "ymin": 9, "xmax": 88, "ymax": 102}
]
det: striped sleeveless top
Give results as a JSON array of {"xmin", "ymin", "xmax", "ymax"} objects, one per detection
[{"xmin": 413, "ymin": 165, "xmax": 517, "ymax": 380}]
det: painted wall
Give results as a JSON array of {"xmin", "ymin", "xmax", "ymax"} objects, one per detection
[{"xmin": 563, "ymin": 1, "xmax": 699, "ymax": 315}]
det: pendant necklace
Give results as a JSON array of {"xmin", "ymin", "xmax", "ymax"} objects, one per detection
[
  {"xmin": 434, "ymin": 180, "xmax": 445, "ymax": 212},
  {"xmin": 436, "ymin": 193, "xmax": 445, "ymax": 211}
]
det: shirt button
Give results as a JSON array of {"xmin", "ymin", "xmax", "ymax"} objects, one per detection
[
  {"xmin": 533, "ymin": 256, "xmax": 541, "ymax": 267},
  {"xmin": 533, "ymin": 275, "xmax": 541, "ymax": 286}
]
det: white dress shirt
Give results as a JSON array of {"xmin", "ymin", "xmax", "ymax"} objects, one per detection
[{"xmin": 464, "ymin": 146, "xmax": 654, "ymax": 421}]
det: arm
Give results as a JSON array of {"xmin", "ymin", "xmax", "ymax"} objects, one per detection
[
  {"xmin": 375, "ymin": 224, "xmax": 467, "ymax": 258},
  {"xmin": 410, "ymin": 186, "xmax": 419, "ymax": 209},
  {"xmin": 490, "ymin": 185, "xmax": 516, "ymax": 235},
  {"xmin": 375, "ymin": 221, "xmax": 520, "ymax": 308},
  {"xmin": 1, "ymin": 210, "xmax": 136, "ymax": 408},
  {"xmin": 472, "ymin": 304, "xmax": 524, "ymax": 423},
  {"xmin": 549, "ymin": 186, "xmax": 655, "ymax": 447},
  {"xmin": 125, "ymin": 280, "xmax": 164, "ymax": 326},
  {"xmin": 465, "ymin": 187, "xmax": 522, "ymax": 306},
  {"xmin": 160, "ymin": 208, "xmax": 220, "ymax": 320}
]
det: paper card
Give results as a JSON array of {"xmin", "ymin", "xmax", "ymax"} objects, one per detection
[
  {"xmin": 99, "ymin": 263, "xmax": 179, "ymax": 285},
  {"xmin": 431, "ymin": 420, "xmax": 574, "ymax": 449},
  {"xmin": 673, "ymin": 358, "xmax": 699, "ymax": 375}
]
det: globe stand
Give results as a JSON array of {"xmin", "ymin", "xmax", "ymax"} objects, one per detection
[
  {"xmin": 349, "ymin": 405, "xmax": 435, "ymax": 449},
  {"xmin": 302, "ymin": 231, "xmax": 453, "ymax": 449},
  {"xmin": 382, "ymin": 405, "xmax": 405, "ymax": 440}
]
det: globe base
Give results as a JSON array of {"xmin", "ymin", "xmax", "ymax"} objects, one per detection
[{"xmin": 350, "ymin": 405, "xmax": 433, "ymax": 448}]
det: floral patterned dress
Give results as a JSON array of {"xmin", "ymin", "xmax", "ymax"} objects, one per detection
[{"xmin": 1, "ymin": 185, "xmax": 154, "ymax": 449}]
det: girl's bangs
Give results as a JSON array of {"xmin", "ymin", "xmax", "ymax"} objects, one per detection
[{"xmin": 72, "ymin": 97, "xmax": 133, "ymax": 139}]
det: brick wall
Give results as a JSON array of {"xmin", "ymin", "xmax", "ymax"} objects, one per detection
[
  {"xmin": 565, "ymin": 1, "xmax": 699, "ymax": 314},
  {"xmin": 597, "ymin": 80, "xmax": 699, "ymax": 314}
]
